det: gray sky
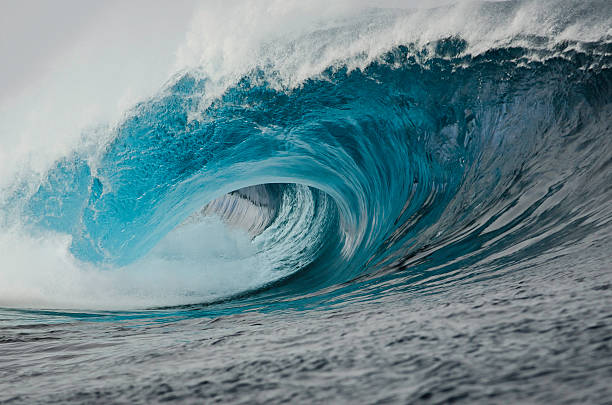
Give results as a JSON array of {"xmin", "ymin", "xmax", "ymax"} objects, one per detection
[
  {"xmin": 1, "ymin": 1, "xmax": 101, "ymax": 97},
  {"xmin": 0, "ymin": 0, "xmax": 198, "ymax": 103}
]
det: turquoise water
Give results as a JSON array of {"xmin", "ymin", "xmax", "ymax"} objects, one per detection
[{"xmin": 1, "ymin": 1, "xmax": 611, "ymax": 403}]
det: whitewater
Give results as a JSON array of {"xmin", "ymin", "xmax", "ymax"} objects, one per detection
[{"xmin": 0, "ymin": 0, "xmax": 611, "ymax": 403}]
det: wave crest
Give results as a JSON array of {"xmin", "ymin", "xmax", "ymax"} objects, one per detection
[{"xmin": 1, "ymin": 1, "xmax": 611, "ymax": 310}]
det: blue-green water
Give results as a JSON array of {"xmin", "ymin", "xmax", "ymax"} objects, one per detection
[{"xmin": 1, "ymin": 1, "xmax": 611, "ymax": 403}]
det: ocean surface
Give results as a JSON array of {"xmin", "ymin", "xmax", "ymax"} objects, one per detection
[{"xmin": 1, "ymin": 1, "xmax": 611, "ymax": 403}]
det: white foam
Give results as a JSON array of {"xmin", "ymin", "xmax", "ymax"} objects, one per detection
[
  {"xmin": 0, "ymin": 217, "xmax": 274, "ymax": 310},
  {"xmin": 0, "ymin": 0, "xmax": 609, "ymax": 309},
  {"xmin": 177, "ymin": 0, "xmax": 611, "ymax": 104},
  {"xmin": 2, "ymin": 0, "xmax": 607, "ymax": 184}
]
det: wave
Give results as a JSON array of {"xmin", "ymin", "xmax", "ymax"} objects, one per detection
[{"xmin": 0, "ymin": 0, "xmax": 610, "ymax": 310}]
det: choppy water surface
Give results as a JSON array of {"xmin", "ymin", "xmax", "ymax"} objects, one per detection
[{"xmin": 1, "ymin": 1, "xmax": 611, "ymax": 403}]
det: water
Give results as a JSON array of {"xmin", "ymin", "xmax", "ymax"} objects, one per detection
[{"xmin": 1, "ymin": 1, "xmax": 611, "ymax": 403}]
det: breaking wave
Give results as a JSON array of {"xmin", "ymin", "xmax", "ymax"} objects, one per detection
[{"xmin": 0, "ymin": 0, "xmax": 610, "ymax": 311}]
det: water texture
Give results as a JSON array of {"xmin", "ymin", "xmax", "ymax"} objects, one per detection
[{"xmin": 0, "ymin": 1, "xmax": 611, "ymax": 403}]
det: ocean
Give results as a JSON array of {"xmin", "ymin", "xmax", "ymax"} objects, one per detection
[{"xmin": 0, "ymin": 1, "xmax": 611, "ymax": 403}]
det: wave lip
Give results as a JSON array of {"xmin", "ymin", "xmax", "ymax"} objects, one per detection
[{"xmin": 0, "ymin": 1, "xmax": 611, "ymax": 310}]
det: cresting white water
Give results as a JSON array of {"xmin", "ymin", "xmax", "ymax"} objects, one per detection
[
  {"xmin": 0, "ymin": 0, "xmax": 610, "ymax": 310},
  {"xmin": 3, "ymin": 0, "xmax": 607, "ymax": 183}
]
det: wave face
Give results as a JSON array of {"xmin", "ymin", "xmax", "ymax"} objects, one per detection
[{"xmin": 0, "ymin": 0, "xmax": 611, "ymax": 311}]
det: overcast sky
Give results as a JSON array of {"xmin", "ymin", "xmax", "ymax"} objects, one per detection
[{"xmin": 0, "ymin": 0, "xmax": 199, "ymax": 105}]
